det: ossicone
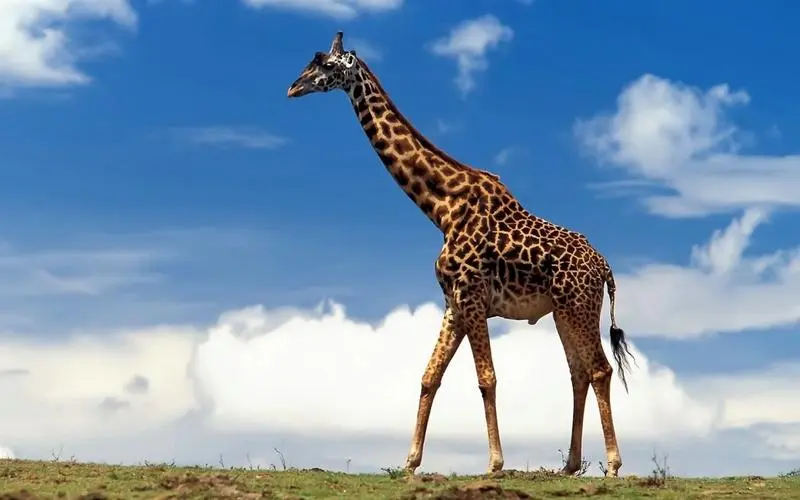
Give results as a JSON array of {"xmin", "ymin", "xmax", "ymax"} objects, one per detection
[{"xmin": 329, "ymin": 31, "xmax": 345, "ymax": 55}]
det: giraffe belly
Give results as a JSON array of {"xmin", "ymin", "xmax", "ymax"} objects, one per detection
[{"xmin": 489, "ymin": 291, "xmax": 554, "ymax": 324}]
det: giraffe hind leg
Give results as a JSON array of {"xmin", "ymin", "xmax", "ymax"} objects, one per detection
[
  {"xmin": 554, "ymin": 308, "xmax": 623, "ymax": 477},
  {"xmin": 553, "ymin": 312, "xmax": 590, "ymax": 476}
]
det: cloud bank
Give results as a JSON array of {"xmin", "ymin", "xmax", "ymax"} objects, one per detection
[{"xmin": 1, "ymin": 292, "xmax": 799, "ymax": 476}]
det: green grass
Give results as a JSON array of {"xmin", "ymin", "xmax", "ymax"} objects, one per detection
[{"xmin": 1, "ymin": 459, "xmax": 799, "ymax": 499}]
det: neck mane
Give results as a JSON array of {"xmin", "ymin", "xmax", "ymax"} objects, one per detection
[{"xmin": 345, "ymin": 59, "xmax": 501, "ymax": 233}]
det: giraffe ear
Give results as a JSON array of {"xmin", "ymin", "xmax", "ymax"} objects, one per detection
[{"xmin": 329, "ymin": 31, "xmax": 344, "ymax": 55}]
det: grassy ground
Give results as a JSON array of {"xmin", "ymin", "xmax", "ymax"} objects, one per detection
[{"xmin": 1, "ymin": 459, "xmax": 799, "ymax": 499}]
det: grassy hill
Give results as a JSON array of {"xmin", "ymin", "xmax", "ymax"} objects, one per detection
[{"xmin": 1, "ymin": 459, "xmax": 799, "ymax": 499}]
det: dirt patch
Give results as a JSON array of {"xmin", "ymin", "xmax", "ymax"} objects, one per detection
[
  {"xmin": 0, "ymin": 491, "xmax": 41, "ymax": 500},
  {"xmin": 402, "ymin": 481, "xmax": 535, "ymax": 499},
  {"xmin": 155, "ymin": 473, "xmax": 263, "ymax": 499},
  {"xmin": 406, "ymin": 473, "xmax": 450, "ymax": 485},
  {"xmin": 488, "ymin": 469, "xmax": 561, "ymax": 481},
  {"xmin": 548, "ymin": 483, "xmax": 611, "ymax": 497},
  {"xmin": 577, "ymin": 484, "xmax": 610, "ymax": 496},
  {"xmin": 77, "ymin": 493, "xmax": 109, "ymax": 500},
  {"xmin": 296, "ymin": 467, "xmax": 326, "ymax": 473},
  {"xmin": 635, "ymin": 476, "xmax": 667, "ymax": 488}
]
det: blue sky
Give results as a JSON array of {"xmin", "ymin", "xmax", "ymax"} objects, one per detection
[{"xmin": 2, "ymin": 0, "xmax": 800, "ymax": 476}]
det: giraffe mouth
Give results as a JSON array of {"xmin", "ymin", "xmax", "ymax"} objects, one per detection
[{"xmin": 287, "ymin": 83, "xmax": 307, "ymax": 98}]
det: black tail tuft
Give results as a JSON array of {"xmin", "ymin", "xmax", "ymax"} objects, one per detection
[{"xmin": 610, "ymin": 326, "xmax": 635, "ymax": 394}]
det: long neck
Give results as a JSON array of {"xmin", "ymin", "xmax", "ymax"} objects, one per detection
[{"xmin": 346, "ymin": 63, "xmax": 480, "ymax": 232}]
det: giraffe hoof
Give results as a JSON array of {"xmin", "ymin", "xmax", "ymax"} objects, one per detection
[
  {"xmin": 486, "ymin": 458, "xmax": 504, "ymax": 474},
  {"xmin": 403, "ymin": 457, "xmax": 420, "ymax": 476},
  {"xmin": 604, "ymin": 459, "xmax": 622, "ymax": 478}
]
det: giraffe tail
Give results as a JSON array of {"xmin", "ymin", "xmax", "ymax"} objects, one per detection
[{"xmin": 605, "ymin": 266, "xmax": 636, "ymax": 394}]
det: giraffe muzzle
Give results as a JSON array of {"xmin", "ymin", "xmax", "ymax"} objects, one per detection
[{"xmin": 287, "ymin": 83, "xmax": 307, "ymax": 98}]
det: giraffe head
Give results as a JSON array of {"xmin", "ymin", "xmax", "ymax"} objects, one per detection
[{"xmin": 287, "ymin": 31, "xmax": 361, "ymax": 98}]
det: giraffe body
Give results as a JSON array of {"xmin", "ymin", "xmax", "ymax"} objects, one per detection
[{"xmin": 287, "ymin": 32, "xmax": 636, "ymax": 478}]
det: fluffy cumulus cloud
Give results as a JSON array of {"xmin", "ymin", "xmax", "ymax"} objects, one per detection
[
  {"xmin": 614, "ymin": 207, "xmax": 800, "ymax": 339},
  {"xmin": 575, "ymin": 73, "xmax": 800, "ymax": 218},
  {"xmin": 1, "ymin": 297, "xmax": 800, "ymax": 476},
  {"xmin": 430, "ymin": 15, "xmax": 513, "ymax": 97},
  {"xmin": 572, "ymin": 72, "xmax": 800, "ymax": 342},
  {"xmin": 241, "ymin": 0, "xmax": 402, "ymax": 19},
  {"xmin": 0, "ymin": 0, "xmax": 137, "ymax": 89},
  {"xmin": 0, "ymin": 326, "xmax": 198, "ymax": 445}
]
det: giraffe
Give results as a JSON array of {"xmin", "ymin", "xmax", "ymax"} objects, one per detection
[{"xmin": 287, "ymin": 31, "xmax": 636, "ymax": 477}]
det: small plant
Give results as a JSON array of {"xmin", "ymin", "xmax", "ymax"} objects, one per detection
[
  {"xmin": 640, "ymin": 452, "xmax": 671, "ymax": 487},
  {"xmin": 272, "ymin": 448, "xmax": 288, "ymax": 471},
  {"xmin": 245, "ymin": 453, "xmax": 261, "ymax": 471},
  {"xmin": 780, "ymin": 468, "xmax": 800, "ymax": 478},
  {"xmin": 142, "ymin": 460, "xmax": 176, "ymax": 470},
  {"xmin": 50, "ymin": 446, "xmax": 76, "ymax": 464},
  {"xmin": 557, "ymin": 449, "xmax": 590, "ymax": 477},
  {"xmin": 380, "ymin": 466, "xmax": 406, "ymax": 479}
]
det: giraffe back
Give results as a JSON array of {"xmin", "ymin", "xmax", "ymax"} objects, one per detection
[{"xmin": 436, "ymin": 175, "xmax": 609, "ymax": 323}]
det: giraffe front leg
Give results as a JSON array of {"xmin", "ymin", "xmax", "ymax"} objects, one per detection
[
  {"xmin": 463, "ymin": 308, "xmax": 504, "ymax": 474},
  {"xmin": 404, "ymin": 307, "xmax": 465, "ymax": 474}
]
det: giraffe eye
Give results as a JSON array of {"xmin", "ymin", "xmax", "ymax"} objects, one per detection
[{"xmin": 322, "ymin": 62, "xmax": 335, "ymax": 70}]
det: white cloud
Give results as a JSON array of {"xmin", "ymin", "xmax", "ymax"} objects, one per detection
[
  {"xmin": 1, "ymin": 298, "xmax": 800, "ymax": 475},
  {"xmin": 348, "ymin": 37, "xmax": 382, "ymax": 63},
  {"xmin": 0, "ymin": 325, "xmax": 199, "ymax": 443},
  {"xmin": 575, "ymin": 73, "xmax": 800, "ymax": 218},
  {"xmin": 435, "ymin": 119, "xmax": 457, "ymax": 135},
  {"xmin": 430, "ymin": 15, "xmax": 513, "ymax": 97},
  {"xmin": 192, "ymin": 302, "xmax": 716, "ymax": 443},
  {"xmin": 0, "ymin": 227, "xmax": 277, "ymax": 334},
  {"xmin": 689, "ymin": 207, "xmax": 768, "ymax": 276},
  {"xmin": 615, "ymin": 208, "xmax": 800, "ymax": 339},
  {"xmin": 241, "ymin": 0, "xmax": 402, "ymax": 19},
  {"xmin": 0, "ymin": 0, "xmax": 137, "ymax": 90},
  {"xmin": 169, "ymin": 126, "xmax": 288, "ymax": 150},
  {"xmin": 147, "ymin": 0, "xmax": 197, "ymax": 5},
  {"xmin": 0, "ymin": 243, "xmax": 163, "ymax": 298},
  {"xmin": 689, "ymin": 363, "xmax": 800, "ymax": 430},
  {"xmin": 493, "ymin": 146, "xmax": 525, "ymax": 166}
]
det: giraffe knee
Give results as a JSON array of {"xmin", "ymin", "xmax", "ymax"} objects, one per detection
[
  {"xmin": 477, "ymin": 373, "xmax": 497, "ymax": 398},
  {"xmin": 591, "ymin": 363, "xmax": 613, "ymax": 384},
  {"xmin": 420, "ymin": 375, "xmax": 441, "ymax": 395}
]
